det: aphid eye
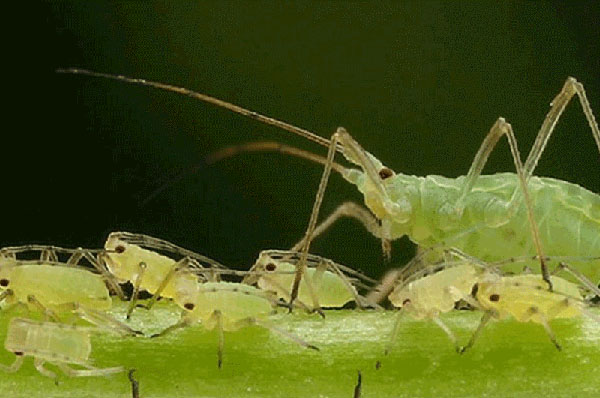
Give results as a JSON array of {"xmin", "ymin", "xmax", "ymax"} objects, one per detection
[
  {"xmin": 265, "ymin": 263, "xmax": 277, "ymax": 272},
  {"xmin": 0, "ymin": 278, "xmax": 9, "ymax": 287},
  {"xmin": 13, "ymin": 351, "xmax": 23, "ymax": 356},
  {"xmin": 184, "ymin": 303, "xmax": 195, "ymax": 310},
  {"xmin": 115, "ymin": 245, "xmax": 126, "ymax": 254},
  {"xmin": 378, "ymin": 167, "xmax": 394, "ymax": 180},
  {"xmin": 402, "ymin": 298, "xmax": 411, "ymax": 306},
  {"xmin": 489, "ymin": 294, "xmax": 500, "ymax": 302}
]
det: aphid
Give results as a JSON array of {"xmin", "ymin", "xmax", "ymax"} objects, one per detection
[
  {"xmin": 0, "ymin": 317, "xmax": 124, "ymax": 380},
  {"xmin": 153, "ymin": 281, "xmax": 319, "ymax": 368},
  {"xmin": 461, "ymin": 272, "xmax": 594, "ymax": 353},
  {"xmin": 56, "ymin": 69, "xmax": 600, "ymax": 299},
  {"xmin": 101, "ymin": 231, "xmax": 228, "ymax": 318},
  {"xmin": 247, "ymin": 249, "xmax": 378, "ymax": 310},
  {"xmin": 0, "ymin": 246, "xmax": 137, "ymax": 336},
  {"xmin": 386, "ymin": 259, "xmax": 488, "ymax": 353}
]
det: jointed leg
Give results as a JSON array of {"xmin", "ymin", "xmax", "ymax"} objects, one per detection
[
  {"xmin": 56, "ymin": 363, "xmax": 124, "ymax": 377},
  {"xmin": 454, "ymin": 118, "xmax": 550, "ymax": 288},
  {"xmin": 71, "ymin": 305, "xmax": 141, "ymax": 336},
  {"xmin": 0, "ymin": 354, "xmax": 24, "ymax": 373},
  {"xmin": 27, "ymin": 295, "xmax": 60, "ymax": 322},
  {"xmin": 242, "ymin": 318, "xmax": 319, "ymax": 351},
  {"xmin": 40, "ymin": 248, "xmax": 58, "ymax": 262},
  {"xmin": 523, "ymin": 307, "xmax": 561, "ymax": 351},
  {"xmin": 85, "ymin": 251, "xmax": 126, "ymax": 300},
  {"xmin": 144, "ymin": 257, "xmax": 191, "ymax": 311},
  {"xmin": 432, "ymin": 316, "xmax": 460, "ymax": 353},
  {"xmin": 210, "ymin": 310, "xmax": 225, "ymax": 369},
  {"xmin": 291, "ymin": 129, "xmax": 344, "ymax": 314},
  {"xmin": 554, "ymin": 262, "xmax": 600, "ymax": 297},
  {"xmin": 34, "ymin": 358, "xmax": 58, "ymax": 380},
  {"xmin": 126, "ymin": 262, "xmax": 147, "ymax": 319},
  {"xmin": 460, "ymin": 311, "xmax": 492, "ymax": 354},
  {"xmin": 384, "ymin": 309, "xmax": 404, "ymax": 356}
]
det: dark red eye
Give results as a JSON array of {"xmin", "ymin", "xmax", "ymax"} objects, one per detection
[
  {"xmin": 114, "ymin": 245, "xmax": 126, "ymax": 254},
  {"xmin": 378, "ymin": 168, "xmax": 394, "ymax": 180},
  {"xmin": 489, "ymin": 294, "xmax": 500, "ymax": 302},
  {"xmin": 265, "ymin": 263, "xmax": 276, "ymax": 272},
  {"xmin": 13, "ymin": 351, "xmax": 23, "ymax": 356},
  {"xmin": 402, "ymin": 298, "xmax": 411, "ymax": 306},
  {"xmin": 0, "ymin": 278, "xmax": 9, "ymax": 287},
  {"xmin": 184, "ymin": 303, "xmax": 195, "ymax": 310}
]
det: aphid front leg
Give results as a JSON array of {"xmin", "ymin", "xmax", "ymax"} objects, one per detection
[
  {"xmin": 143, "ymin": 257, "xmax": 193, "ymax": 311},
  {"xmin": 33, "ymin": 357, "xmax": 58, "ymax": 380},
  {"xmin": 0, "ymin": 353, "xmax": 24, "ymax": 373},
  {"xmin": 126, "ymin": 262, "xmax": 147, "ymax": 319},
  {"xmin": 459, "ymin": 311, "xmax": 493, "ymax": 354}
]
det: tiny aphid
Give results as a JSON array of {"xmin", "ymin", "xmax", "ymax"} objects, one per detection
[
  {"xmin": 57, "ymin": 69, "xmax": 600, "ymax": 303},
  {"xmin": 0, "ymin": 317, "xmax": 124, "ymax": 380},
  {"xmin": 153, "ymin": 281, "xmax": 318, "ymax": 368},
  {"xmin": 0, "ymin": 247, "xmax": 137, "ymax": 336},
  {"xmin": 248, "ymin": 250, "xmax": 377, "ymax": 311},
  {"xmin": 102, "ymin": 232, "xmax": 228, "ymax": 318},
  {"xmin": 461, "ymin": 272, "xmax": 593, "ymax": 353}
]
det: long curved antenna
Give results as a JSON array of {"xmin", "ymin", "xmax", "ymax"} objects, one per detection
[{"xmin": 57, "ymin": 68, "xmax": 341, "ymax": 151}]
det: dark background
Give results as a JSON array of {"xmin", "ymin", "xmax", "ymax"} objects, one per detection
[{"xmin": 3, "ymin": 2, "xmax": 599, "ymax": 279}]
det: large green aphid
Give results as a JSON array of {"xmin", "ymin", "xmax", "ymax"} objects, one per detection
[
  {"xmin": 56, "ymin": 69, "xmax": 600, "ymax": 295},
  {"xmin": 0, "ymin": 317, "xmax": 124, "ymax": 380},
  {"xmin": 247, "ymin": 250, "xmax": 377, "ymax": 310},
  {"xmin": 102, "ymin": 231, "xmax": 229, "ymax": 318},
  {"xmin": 154, "ymin": 281, "xmax": 319, "ymax": 368}
]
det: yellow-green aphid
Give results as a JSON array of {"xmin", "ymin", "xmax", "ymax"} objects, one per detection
[
  {"xmin": 0, "ymin": 317, "xmax": 124, "ymax": 380},
  {"xmin": 249, "ymin": 250, "xmax": 375, "ymax": 310},
  {"xmin": 462, "ymin": 273, "xmax": 588, "ymax": 352},
  {"xmin": 386, "ymin": 262, "xmax": 487, "ymax": 353},
  {"xmin": 0, "ymin": 258, "xmax": 137, "ymax": 336},
  {"xmin": 57, "ymin": 70, "xmax": 600, "ymax": 293},
  {"xmin": 156, "ymin": 281, "xmax": 319, "ymax": 368},
  {"xmin": 103, "ymin": 232, "xmax": 227, "ymax": 318}
]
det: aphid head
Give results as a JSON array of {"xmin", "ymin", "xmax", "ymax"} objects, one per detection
[{"xmin": 336, "ymin": 129, "xmax": 413, "ymax": 225}]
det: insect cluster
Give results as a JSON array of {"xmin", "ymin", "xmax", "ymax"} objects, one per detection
[{"xmin": 1, "ymin": 70, "xmax": 598, "ymax": 391}]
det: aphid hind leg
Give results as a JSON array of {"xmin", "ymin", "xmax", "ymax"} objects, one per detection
[
  {"xmin": 523, "ymin": 307, "xmax": 562, "ymax": 351},
  {"xmin": 126, "ymin": 262, "xmax": 147, "ymax": 320},
  {"xmin": 460, "ymin": 311, "xmax": 492, "ymax": 354},
  {"xmin": 27, "ymin": 295, "xmax": 61, "ymax": 322},
  {"xmin": 211, "ymin": 310, "xmax": 225, "ymax": 369},
  {"xmin": 70, "ymin": 304, "xmax": 141, "ymax": 336},
  {"xmin": 454, "ymin": 118, "xmax": 551, "ymax": 289},
  {"xmin": 384, "ymin": 308, "xmax": 405, "ymax": 356},
  {"xmin": 56, "ymin": 363, "xmax": 124, "ymax": 377},
  {"xmin": 0, "ymin": 353, "xmax": 24, "ymax": 373},
  {"xmin": 431, "ymin": 316, "xmax": 461, "ymax": 353},
  {"xmin": 553, "ymin": 262, "xmax": 600, "ymax": 297},
  {"xmin": 83, "ymin": 251, "xmax": 126, "ymax": 300},
  {"xmin": 291, "ymin": 129, "xmax": 343, "ymax": 314}
]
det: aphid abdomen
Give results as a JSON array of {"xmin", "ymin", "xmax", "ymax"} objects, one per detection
[
  {"xmin": 10, "ymin": 265, "xmax": 112, "ymax": 311},
  {"xmin": 5, "ymin": 318, "xmax": 91, "ymax": 365}
]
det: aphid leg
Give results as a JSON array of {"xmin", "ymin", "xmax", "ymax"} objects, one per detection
[
  {"xmin": 213, "ymin": 310, "xmax": 225, "ymax": 369},
  {"xmin": 144, "ymin": 257, "xmax": 191, "ymax": 311},
  {"xmin": 66, "ymin": 250, "xmax": 83, "ymax": 266},
  {"xmin": 151, "ymin": 318, "xmax": 192, "ymax": 338},
  {"xmin": 0, "ymin": 353, "xmax": 24, "ymax": 373},
  {"xmin": 384, "ymin": 309, "xmax": 404, "ymax": 356},
  {"xmin": 525, "ymin": 307, "xmax": 562, "ymax": 351},
  {"xmin": 40, "ymin": 248, "xmax": 58, "ymax": 262},
  {"xmin": 33, "ymin": 358, "xmax": 58, "ymax": 380},
  {"xmin": 553, "ymin": 262, "xmax": 600, "ymax": 297},
  {"xmin": 291, "ymin": 129, "xmax": 344, "ymax": 314},
  {"xmin": 245, "ymin": 318, "xmax": 319, "ymax": 351},
  {"xmin": 290, "ymin": 201, "xmax": 387, "ymax": 259},
  {"xmin": 460, "ymin": 311, "xmax": 492, "ymax": 354},
  {"xmin": 56, "ymin": 363, "xmax": 124, "ymax": 377},
  {"xmin": 453, "ymin": 118, "xmax": 550, "ymax": 289},
  {"xmin": 126, "ymin": 262, "xmax": 147, "ymax": 319},
  {"xmin": 71, "ymin": 304, "xmax": 141, "ymax": 336},
  {"xmin": 431, "ymin": 316, "xmax": 461, "ymax": 353},
  {"xmin": 85, "ymin": 251, "xmax": 126, "ymax": 300},
  {"xmin": 27, "ymin": 295, "xmax": 61, "ymax": 322},
  {"xmin": 522, "ymin": 77, "xmax": 600, "ymax": 180},
  {"xmin": 366, "ymin": 268, "xmax": 402, "ymax": 306},
  {"xmin": 323, "ymin": 258, "xmax": 374, "ymax": 309}
]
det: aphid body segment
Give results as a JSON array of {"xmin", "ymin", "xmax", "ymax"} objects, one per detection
[
  {"xmin": 0, "ymin": 317, "xmax": 123, "ymax": 379},
  {"xmin": 0, "ymin": 259, "xmax": 111, "ymax": 312}
]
